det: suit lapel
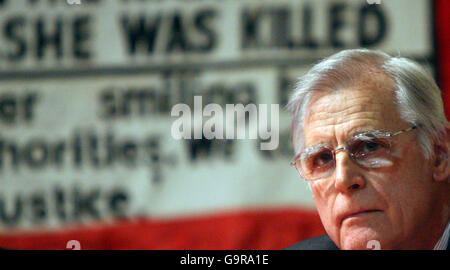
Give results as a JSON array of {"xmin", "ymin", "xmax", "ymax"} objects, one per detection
[{"xmin": 447, "ymin": 234, "xmax": 450, "ymax": 250}]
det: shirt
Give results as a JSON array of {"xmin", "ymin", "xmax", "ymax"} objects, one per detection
[{"xmin": 433, "ymin": 221, "xmax": 450, "ymax": 250}]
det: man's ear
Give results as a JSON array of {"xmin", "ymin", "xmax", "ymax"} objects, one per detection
[{"xmin": 432, "ymin": 123, "xmax": 450, "ymax": 182}]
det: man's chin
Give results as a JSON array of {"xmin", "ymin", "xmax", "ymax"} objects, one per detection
[{"xmin": 339, "ymin": 227, "xmax": 385, "ymax": 250}]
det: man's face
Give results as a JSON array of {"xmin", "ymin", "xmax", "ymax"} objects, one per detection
[{"xmin": 301, "ymin": 77, "xmax": 445, "ymax": 249}]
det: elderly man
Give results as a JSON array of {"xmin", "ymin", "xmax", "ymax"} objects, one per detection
[{"xmin": 286, "ymin": 49, "xmax": 449, "ymax": 250}]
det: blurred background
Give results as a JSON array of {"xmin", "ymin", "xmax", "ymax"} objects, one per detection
[{"xmin": 0, "ymin": 0, "xmax": 448, "ymax": 250}]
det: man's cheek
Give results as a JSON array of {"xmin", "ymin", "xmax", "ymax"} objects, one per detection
[{"xmin": 316, "ymin": 204, "xmax": 336, "ymax": 233}]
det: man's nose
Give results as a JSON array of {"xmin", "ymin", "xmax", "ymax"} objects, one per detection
[{"xmin": 334, "ymin": 149, "xmax": 366, "ymax": 193}]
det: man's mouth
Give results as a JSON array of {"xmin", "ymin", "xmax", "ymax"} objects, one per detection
[{"xmin": 340, "ymin": 209, "xmax": 383, "ymax": 225}]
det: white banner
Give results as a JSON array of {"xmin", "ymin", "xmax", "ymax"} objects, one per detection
[
  {"xmin": 0, "ymin": 0, "xmax": 434, "ymax": 232},
  {"xmin": 0, "ymin": 0, "xmax": 432, "ymax": 72}
]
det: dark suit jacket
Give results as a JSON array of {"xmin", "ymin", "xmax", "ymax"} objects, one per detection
[
  {"xmin": 286, "ymin": 234, "xmax": 450, "ymax": 250},
  {"xmin": 286, "ymin": 235, "xmax": 339, "ymax": 250}
]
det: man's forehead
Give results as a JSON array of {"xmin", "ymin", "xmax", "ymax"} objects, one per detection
[
  {"xmin": 307, "ymin": 91, "xmax": 389, "ymax": 118},
  {"xmin": 302, "ymin": 84, "xmax": 401, "ymax": 145}
]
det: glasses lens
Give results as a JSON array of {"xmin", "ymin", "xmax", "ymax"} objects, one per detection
[
  {"xmin": 300, "ymin": 147, "xmax": 335, "ymax": 180},
  {"xmin": 348, "ymin": 137, "xmax": 392, "ymax": 167}
]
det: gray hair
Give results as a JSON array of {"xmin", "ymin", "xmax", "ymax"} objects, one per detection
[{"xmin": 288, "ymin": 49, "xmax": 448, "ymax": 159}]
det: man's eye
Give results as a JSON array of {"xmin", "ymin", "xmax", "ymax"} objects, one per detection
[
  {"xmin": 362, "ymin": 141, "xmax": 382, "ymax": 152},
  {"xmin": 355, "ymin": 139, "xmax": 390, "ymax": 156},
  {"xmin": 313, "ymin": 152, "xmax": 333, "ymax": 167}
]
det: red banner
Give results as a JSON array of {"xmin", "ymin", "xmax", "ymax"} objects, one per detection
[{"xmin": 436, "ymin": 0, "xmax": 450, "ymax": 118}]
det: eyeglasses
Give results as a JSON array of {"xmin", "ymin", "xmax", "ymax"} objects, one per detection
[{"xmin": 290, "ymin": 125, "xmax": 418, "ymax": 181}]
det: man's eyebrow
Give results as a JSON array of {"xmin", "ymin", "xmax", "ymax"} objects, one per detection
[
  {"xmin": 347, "ymin": 127, "xmax": 384, "ymax": 138},
  {"xmin": 350, "ymin": 129, "xmax": 386, "ymax": 139},
  {"xmin": 295, "ymin": 143, "xmax": 329, "ymax": 160}
]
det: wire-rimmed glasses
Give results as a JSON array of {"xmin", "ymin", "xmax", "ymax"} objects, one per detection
[{"xmin": 290, "ymin": 126, "xmax": 418, "ymax": 181}]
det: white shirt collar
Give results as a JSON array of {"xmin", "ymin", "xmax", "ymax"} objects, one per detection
[{"xmin": 433, "ymin": 221, "xmax": 450, "ymax": 250}]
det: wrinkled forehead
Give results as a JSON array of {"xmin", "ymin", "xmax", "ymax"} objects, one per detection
[{"xmin": 302, "ymin": 78, "xmax": 403, "ymax": 147}]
